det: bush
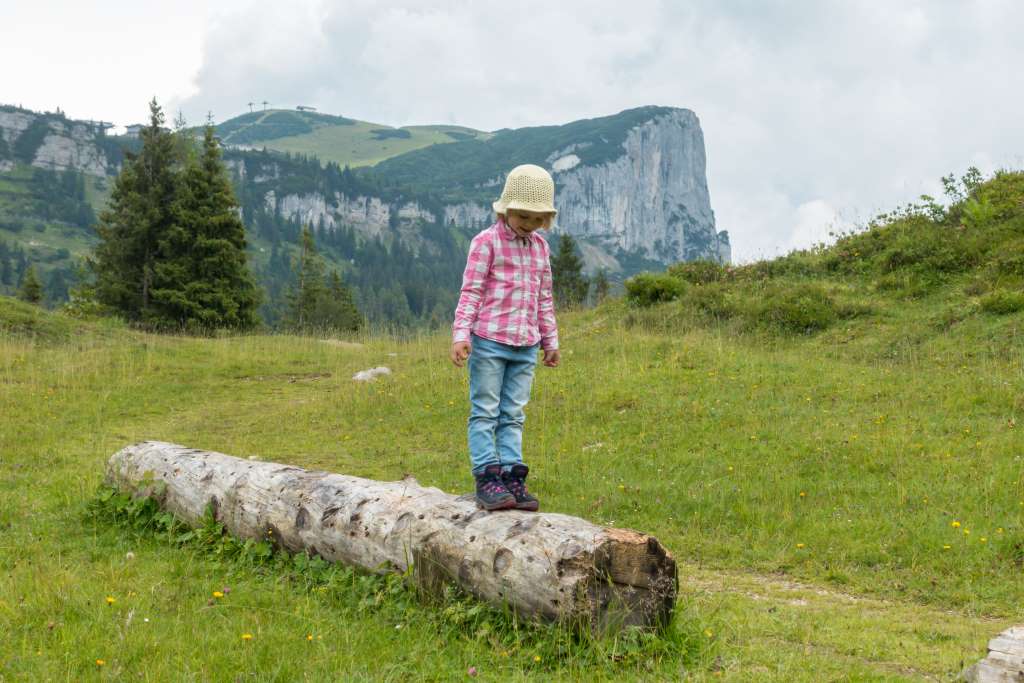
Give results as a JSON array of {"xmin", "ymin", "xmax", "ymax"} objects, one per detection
[
  {"xmin": 624, "ymin": 272, "xmax": 685, "ymax": 306},
  {"xmin": 750, "ymin": 283, "xmax": 837, "ymax": 334},
  {"xmin": 685, "ymin": 283, "xmax": 735, "ymax": 319},
  {"xmin": 666, "ymin": 260, "xmax": 726, "ymax": 285},
  {"xmin": 979, "ymin": 289, "xmax": 1024, "ymax": 315}
]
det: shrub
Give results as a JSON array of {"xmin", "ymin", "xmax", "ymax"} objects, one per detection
[
  {"xmin": 750, "ymin": 283, "xmax": 837, "ymax": 334},
  {"xmin": 685, "ymin": 283, "xmax": 735, "ymax": 319},
  {"xmin": 979, "ymin": 289, "xmax": 1024, "ymax": 315},
  {"xmin": 624, "ymin": 272, "xmax": 685, "ymax": 306},
  {"xmin": 667, "ymin": 260, "xmax": 726, "ymax": 285}
]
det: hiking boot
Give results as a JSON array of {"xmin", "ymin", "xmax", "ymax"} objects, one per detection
[
  {"xmin": 474, "ymin": 465, "xmax": 516, "ymax": 511},
  {"xmin": 501, "ymin": 464, "xmax": 540, "ymax": 511}
]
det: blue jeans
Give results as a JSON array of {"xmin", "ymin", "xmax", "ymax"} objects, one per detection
[{"xmin": 467, "ymin": 333, "xmax": 539, "ymax": 475}]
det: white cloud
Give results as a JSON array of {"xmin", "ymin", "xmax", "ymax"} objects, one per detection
[{"xmin": 158, "ymin": 1, "xmax": 1024, "ymax": 262}]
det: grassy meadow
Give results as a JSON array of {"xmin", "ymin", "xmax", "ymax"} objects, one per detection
[{"xmin": 2, "ymin": 171, "xmax": 1024, "ymax": 680}]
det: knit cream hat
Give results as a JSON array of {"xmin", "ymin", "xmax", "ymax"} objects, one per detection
[{"xmin": 492, "ymin": 164, "xmax": 558, "ymax": 216}]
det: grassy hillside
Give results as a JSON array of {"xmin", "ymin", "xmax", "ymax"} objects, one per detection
[
  {"xmin": 1, "ymin": 170, "xmax": 1022, "ymax": 680},
  {"xmin": 0, "ymin": 163, "xmax": 108, "ymax": 303},
  {"xmin": 215, "ymin": 109, "xmax": 491, "ymax": 168}
]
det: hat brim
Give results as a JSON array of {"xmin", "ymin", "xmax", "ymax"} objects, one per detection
[{"xmin": 493, "ymin": 200, "xmax": 557, "ymax": 216}]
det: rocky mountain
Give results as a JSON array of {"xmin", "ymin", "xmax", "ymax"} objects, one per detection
[
  {"xmin": 241, "ymin": 106, "xmax": 729, "ymax": 270},
  {"xmin": 0, "ymin": 102, "xmax": 728, "ymax": 322}
]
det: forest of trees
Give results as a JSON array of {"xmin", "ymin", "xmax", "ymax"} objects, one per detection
[{"xmin": 2, "ymin": 103, "xmax": 604, "ymax": 331}]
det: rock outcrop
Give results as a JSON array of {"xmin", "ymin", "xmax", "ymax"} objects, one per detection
[
  {"xmin": 550, "ymin": 109, "xmax": 728, "ymax": 264},
  {"xmin": 0, "ymin": 109, "xmax": 111, "ymax": 176}
]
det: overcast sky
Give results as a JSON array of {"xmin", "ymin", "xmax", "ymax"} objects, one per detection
[{"xmin": 4, "ymin": 0, "xmax": 1023, "ymax": 261}]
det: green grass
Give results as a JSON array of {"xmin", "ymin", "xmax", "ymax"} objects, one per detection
[
  {"xmin": 2, "ymin": 169, "xmax": 1023, "ymax": 679},
  {"xmin": 219, "ymin": 110, "xmax": 491, "ymax": 168},
  {"xmin": 1, "ymin": 292, "xmax": 1021, "ymax": 679}
]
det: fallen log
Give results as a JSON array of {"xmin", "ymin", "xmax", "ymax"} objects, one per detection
[
  {"xmin": 962, "ymin": 626, "xmax": 1024, "ymax": 682},
  {"xmin": 105, "ymin": 441, "xmax": 677, "ymax": 632}
]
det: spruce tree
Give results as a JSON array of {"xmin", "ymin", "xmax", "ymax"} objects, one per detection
[
  {"xmin": 593, "ymin": 268, "xmax": 610, "ymax": 304},
  {"xmin": 18, "ymin": 264, "xmax": 43, "ymax": 304},
  {"xmin": 285, "ymin": 226, "xmax": 327, "ymax": 330},
  {"xmin": 550, "ymin": 233, "xmax": 589, "ymax": 308},
  {"xmin": 322, "ymin": 270, "xmax": 364, "ymax": 331},
  {"xmin": 91, "ymin": 98, "xmax": 180, "ymax": 322},
  {"xmin": 150, "ymin": 124, "xmax": 261, "ymax": 331}
]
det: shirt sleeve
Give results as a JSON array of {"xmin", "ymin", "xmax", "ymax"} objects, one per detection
[
  {"xmin": 452, "ymin": 234, "xmax": 492, "ymax": 344},
  {"xmin": 537, "ymin": 245, "xmax": 559, "ymax": 350}
]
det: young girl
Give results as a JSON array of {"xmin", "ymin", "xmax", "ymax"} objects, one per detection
[{"xmin": 450, "ymin": 164, "xmax": 561, "ymax": 511}]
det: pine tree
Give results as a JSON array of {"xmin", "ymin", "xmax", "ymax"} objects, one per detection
[
  {"xmin": 550, "ymin": 233, "xmax": 589, "ymax": 308},
  {"xmin": 149, "ymin": 124, "xmax": 261, "ymax": 331},
  {"xmin": 91, "ymin": 98, "xmax": 181, "ymax": 322},
  {"xmin": 285, "ymin": 226, "xmax": 327, "ymax": 330},
  {"xmin": 321, "ymin": 270, "xmax": 363, "ymax": 332},
  {"xmin": 593, "ymin": 268, "xmax": 610, "ymax": 304},
  {"xmin": 18, "ymin": 264, "xmax": 43, "ymax": 304}
]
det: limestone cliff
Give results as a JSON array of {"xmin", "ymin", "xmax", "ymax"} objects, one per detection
[
  {"xmin": 0, "ymin": 108, "xmax": 113, "ymax": 176},
  {"xmin": 548, "ymin": 109, "xmax": 728, "ymax": 264},
  {"xmin": 252, "ymin": 107, "xmax": 729, "ymax": 268}
]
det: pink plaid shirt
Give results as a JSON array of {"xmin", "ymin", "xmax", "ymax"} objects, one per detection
[{"xmin": 452, "ymin": 218, "xmax": 559, "ymax": 350}]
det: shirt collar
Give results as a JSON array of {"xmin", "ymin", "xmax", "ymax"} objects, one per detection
[{"xmin": 497, "ymin": 216, "xmax": 532, "ymax": 244}]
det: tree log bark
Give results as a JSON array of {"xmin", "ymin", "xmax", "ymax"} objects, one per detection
[
  {"xmin": 105, "ymin": 441, "xmax": 677, "ymax": 632},
  {"xmin": 962, "ymin": 626, "xmax": 1024, "ymax": 682}
]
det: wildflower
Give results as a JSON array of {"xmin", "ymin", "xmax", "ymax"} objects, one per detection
[
  {"xmin": 618, "ymin": 484, "xmax": 625, "ymax": 491},
  {"xmin": 727, "ymin": 466, "xmax": 734, "ymax": 472},
  {"xmin": 980, "ymin": 537, "xmax": 987, "ymax": 543},
  {"xmin": 213, "ymin": 591, "xmax": 224, "ymax": 599},
  {"xmin": 796, "ymin": 543, "xmax": 805, "ymax": 549},
  {"xmin": 951, "ymin": 521, "xmax": 961, "ymax": 528},
  {"xmin": 799, "ymin": 491, "xmax": 806, "ymax": 498},
  {"xmin": 997, "ymin": 528, "xmax": 1004, "ymax": 534},
  {"xmin": 963, "ymin": 529, "xmax": 970, "ymax": 535},
  {"xmin": 307, "ymin": 634, "xmax": 313, "ymax": 641},
  {"xmin": 533, "ymin": 655, "xmax": 541, "ymax": 663},
  {"xmin": 242, "ymin": 633, "xmax": 253, "ymax": 641},
  {"xmin": 106, "ymin": 596, "xmax": 116, "ymax": 606},
  {"xmin": 125, "ymin": 551, "xmax": 135, "ymax": 561},
  {"xmin": 704, "ymin": 629, "xmax": 714, "ymax": 637},
  {"xmin": 943, "ymin": 545, "xmax": 951, "ymax": 550},
  {"xmin": 468, "ymin": 666, "xmax": 478, "ymax": 677},
  {"xmin": 96, "ymin": 659, "xmax": 105, "ymax": 667}
]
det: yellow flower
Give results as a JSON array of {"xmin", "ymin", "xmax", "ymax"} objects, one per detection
[
  {"xmin": 997, "ymin": 527, "xmax": 1004, "ymax": 534},
  {"xmin": 951, "ymin": 521, "xmax": 961, "ymax": 528},
  {"xmin": 963, "ymin": 529, "xmax": 970, "ymax": 535},
  {"xmin": 213, "ymin": 591, "xmax": 224, "ymax": 598},
  {"xmin": 727, "ymin": 466, "xmax": 734, "ymax": 472},
  {"xmin": 242, "ymin": 633, "xmax": 253, "ymax": 641},
  {"xmin": 943, "ymin": 544, "xmax": 951, "ymax": 550},
  {"xmin": 980, "ymin": 537, "xmax": 987, "ymax": 543},
  {"xmin": 96, "ymin": 659, "xmax": 105, "ymax": 666},
  {"xmin": 704, "ymin": 629, "xmax": 714, "ymax": 637},
  {"xmin": 533, "ymin": 655, "xmax": 541, "ymax": 663},
  {"xmin": 799, "ymin": 491, "xmax": 806, "ymax": 498},
  {"xmin": 307, "ymin": 634, "xmax": 313, "ymax": 641},
  {"xmin": 106, "ymin": 596, "xmax": 116, "ymax": 605},
  {"xmin": 796, "ymin": 543, "xmax": 805, "ymax": 549}
]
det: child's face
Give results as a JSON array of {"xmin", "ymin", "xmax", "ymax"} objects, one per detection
[{"xmin": 505, "ymin": 210, "xmax": 551, "ymax": 235}]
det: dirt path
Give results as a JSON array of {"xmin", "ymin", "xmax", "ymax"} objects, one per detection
[{"xmin": 677, "ymin": 563, "xmax": 1013, "ymax": 681}]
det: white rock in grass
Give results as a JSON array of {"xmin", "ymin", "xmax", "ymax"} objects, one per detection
[{"xmin": 352, "ymin": 366, "xmax": 391, "ymax": 382}]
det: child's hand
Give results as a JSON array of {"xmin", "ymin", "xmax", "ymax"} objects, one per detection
[
  {"xmin": 542, "ymin": 348, "xmax": 561, "ymax": 367},
  {"xmin": 450, "ymin": 341, "xmax": 472, "ymax": 367}
]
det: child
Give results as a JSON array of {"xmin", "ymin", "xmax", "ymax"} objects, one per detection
[{"xmin": 450, "ymin": 164, "xmax": 561, "ymax": 511}]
